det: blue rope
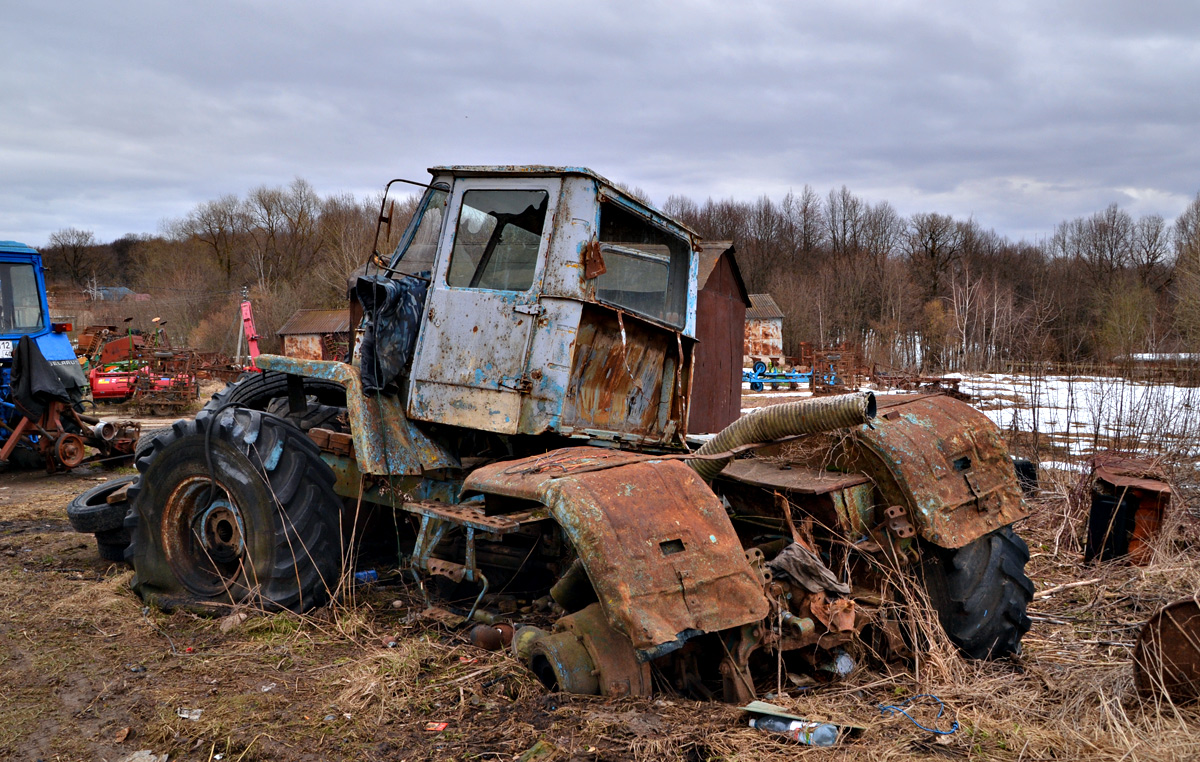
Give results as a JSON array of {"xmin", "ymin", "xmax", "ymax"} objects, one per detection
[{"xmin": 878, "ymin": 694, "xmax": 959, "ymax": 735}]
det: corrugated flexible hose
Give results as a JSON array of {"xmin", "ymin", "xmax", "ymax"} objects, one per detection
[{"xmin": 689, "ymin": 391, "xmax": 876, "ymax": 481}]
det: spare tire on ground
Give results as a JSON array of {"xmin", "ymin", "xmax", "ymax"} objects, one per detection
[{"xmin": 66, "ymin": 475, "xmax": 139, "ymax": 534}]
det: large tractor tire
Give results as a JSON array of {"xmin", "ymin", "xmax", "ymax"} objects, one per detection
[
  {"xmin": 126, "ymin": 407, "xmax": 342, "ymax": 613},
  {"xmin": 205, "ymin": 371, "xmax": 347, "ymax": 413},
  {"xmin": 134, "ymin": 428, "xmax": 175, "ymax": 463},
  {"xmin": 920, "ymin": 525, "xmax": 1034, "ymax": 660}
]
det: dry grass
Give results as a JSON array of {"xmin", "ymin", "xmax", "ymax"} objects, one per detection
[
  {"xmin": 224, "ymin": 475, "xmax": 1198, "ymax": 762},
  {"xmin": 4, "ymin": 456, "xmax": 1200, "ymax": 759}
]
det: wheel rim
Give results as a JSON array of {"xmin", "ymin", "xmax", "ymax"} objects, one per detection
[
  {"xmin": 162, "ymin": 476, "xmax": 251, "ymax": 597},
  {"xmin": 56, "ymin": 434, "xmax": 86, "ymax": 468}
]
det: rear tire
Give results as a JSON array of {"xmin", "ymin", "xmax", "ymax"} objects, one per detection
[
  {"xmin": 127, "ymin": 408, "xmax": 342, "ymax": 613},
  {"xmin": 134, "ymin": 428, "xmax": 175, "ymax": 462},
  {"xmin": 205, "ymin": 371, "xmax": 346, "ymax": 413},
  {"xmin": 264, "ymin": 397, "xmax": 346, "ymax": 433},
  {"xmin": 920, "ymin": 525, "xmax": 1033, "ymax": 660}
]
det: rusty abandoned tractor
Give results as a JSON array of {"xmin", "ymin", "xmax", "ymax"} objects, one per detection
[{"xmin": 124, "ymin": 166, "xmax": 1033, "ymax": 702}]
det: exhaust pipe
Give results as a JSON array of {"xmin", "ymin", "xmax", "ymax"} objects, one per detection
[{"xmin": 689, "ymin": 391, "xmax": 876, "ymax": 481}]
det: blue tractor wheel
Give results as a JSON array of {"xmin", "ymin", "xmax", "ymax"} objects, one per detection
[
  {"xmin": 749, "ymin": 381, "xmax": 764, "ymax": 392},
  {"xmin": 752, "ymin": 361, "xmax": 767, "ymax": 375}
]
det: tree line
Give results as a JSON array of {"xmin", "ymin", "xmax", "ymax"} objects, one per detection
[
  {"xmin": 665, "ymin": 187, "xmax": 1200, "ymax": 371},
  {"xmin": 38, "ymin": 178, "xmax": 1200, "ymax": 370}
]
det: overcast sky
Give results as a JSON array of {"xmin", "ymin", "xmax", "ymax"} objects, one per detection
[{"xmin": 3, "ymin": 1, "xmax": 1199, "ymax": 248}]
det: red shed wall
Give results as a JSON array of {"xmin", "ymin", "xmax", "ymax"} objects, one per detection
[{"xmin": 690, "ymin": 255, "xmax": 746, "ymax": 433}]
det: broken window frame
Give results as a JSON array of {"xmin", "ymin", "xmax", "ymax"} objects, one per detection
[
  {"xmin": 387, "ymin": 184, "xmax": 450, "ymax": 278},
  {"xmin": 594, "ymin": 200, "xmax": 690, "ymax": 329}
]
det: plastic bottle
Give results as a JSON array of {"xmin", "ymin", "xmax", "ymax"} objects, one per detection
[{"xmin": 748, "ymin": 715, "xmax": 840, "ymax": 746}]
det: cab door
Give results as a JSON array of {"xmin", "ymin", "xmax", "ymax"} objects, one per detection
[{"xmin": 407, "ymin": 177, "xmax": 559, "ymax": 433}]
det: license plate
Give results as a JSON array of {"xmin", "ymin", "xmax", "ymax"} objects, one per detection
[{"xmin": 0, "ymin": 341, "xmax": 11, "ymax": 360}]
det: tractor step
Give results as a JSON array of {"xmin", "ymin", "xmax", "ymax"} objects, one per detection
[{"xmin": 397, "ymin": 501, "xmax": 547, "ymax": 535}]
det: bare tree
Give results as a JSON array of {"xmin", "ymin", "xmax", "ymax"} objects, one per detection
[
  {"xmin": 907, "ymin": 212, "xmax": 965, "ymax": 302},
  {"xmin": 788, "ymin": 185, "xmax": 825, "ymax": 267},
  {"xmin": 1131, "ymin": 214, "xmax": 1172, "ymax": 291},
  {"xmin": 45, "ymin": 227, "xmax": 97, "ymax": 286},
  {"xmin": 172, "ymin": 195, "xmax": 246, "ymax": 288},
  {"xmin": 315, "ymin": 192, "xmax": 383, "ymax": 303},
  {"xmin": 1175, "ymin": 193, "xmax": 1200, "ymax": 267},
  {"xmin": 1080, "ymin": 203, "xmax": 1134, "ymax": 287},
  {"xmin": 826, "ymin": 186, "xmax": 864, "ymax": 257}
]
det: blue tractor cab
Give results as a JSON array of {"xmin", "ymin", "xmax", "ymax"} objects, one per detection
[
  {"xmin": 0, "ymin": 241, "xmax": 86, "ymax": 393},
  {"xmin": 0, "ymin": 241, "xmax": 135, "ymax": 471}
]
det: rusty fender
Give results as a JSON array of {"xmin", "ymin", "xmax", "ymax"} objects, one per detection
[
  {"xmin": 847, "ymin": 395, "xmax": 1028, "ymax": 549},
  {"xmin": 463, "ymin": 447, "xmax": 770, "ymax": 660},
  {"xmin": 255, "ymin": 354, "xmax": 458, "ymax": 477}
]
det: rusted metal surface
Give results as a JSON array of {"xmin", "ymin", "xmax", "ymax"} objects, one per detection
[
  {"xmin": 1086, "ymin": 454, "xmax": 1171, "ymax": 565},
  {"xmin": 281, "ymin": 334, "xmax": 325, "ymax": 361},
  {"xmin": 581, "ymin": 239, "xmax": 606, "ymax": 279},
  {"xmin": 132, "ymin": 369, "xmax": 197, "ymax": 416},
  {"xmin": 846, "ymin": 394, "xmax": 1028, "ymax": 549},
  {"xmin": 392, "ymin": 169, "xmax": 698, "ymax": 444},
  {"xmin": 406, "ymin": 177, "xmax": 561, "ymax": 435},
  {"xmin": 256, "ymin": 354, "xmax": 457, "ymax": 476},
  {"xmin": 744, "ymin": 317, "xmax": 783, "ymax": 358},
  {"xmin": 870, "ymin": 367, "xmax": 969, "ymax": 400},
  {"xmin": 99, "ymin": 334, "xmax": 146, "ymax": 365},
  {"xmin": 555, "ymin": 602, "xmax": 652, "ymax": 697},
  {"xmin": 76, "ymin": 324, "xmax": 117, "ymax": 362},
  {"xmin": 1133, "ymin": 599, "xmax": 1200, "ymax": 703},
  {"xmin": 464, "ymin": 446, "xmax": 770, "ymax": 658},
  {"xmin": 560, "ymin": 307, "xmax": 690, "ymax": 445},
  {"xmin": 720, "ymin": 460, "xmax": 871, "ymax": 495},
  {"xmin": 691, "ymin": 243, "xmax": 748, "ymax": 434},
  {"xmin": 529, "ymin": 630, "xmax": 600, "ymax": 694}
]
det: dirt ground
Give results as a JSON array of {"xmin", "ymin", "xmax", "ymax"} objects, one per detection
[{"xmin": 3, "ymin": 405, "xmax": 1200, "ymax": 761}]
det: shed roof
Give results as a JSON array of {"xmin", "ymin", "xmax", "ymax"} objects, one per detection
[
  {"xmin": 277, "ymin": 309, "xmax": 352, "ymax": 336},
  {"xmin": 746, "ymin": 293, "xmax": 784, "ymax": 321},
  {"xmin": 697, "ymin": 241, "xmax": 751, "ymax": 306}
]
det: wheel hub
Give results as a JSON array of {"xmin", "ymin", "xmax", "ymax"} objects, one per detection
[
  {"xmin": 196, "ymin": 500, "xmax": 245, "ymax": 563},
  {"xmin": 163, "ymin": 476, "xmax": 251, "ymax": 597},
  {"xmin": 55, "ymin": 433, "xmax": 86, "ymax": 469}
]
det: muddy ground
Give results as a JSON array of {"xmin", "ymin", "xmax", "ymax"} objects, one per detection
[{"xmin": 2, "ymin": 410, "xmax": 1200, "ymax": 761}]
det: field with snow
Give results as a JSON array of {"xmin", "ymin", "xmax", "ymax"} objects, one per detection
[
  {"xmin": 955, "ymin": 372, "xmax": 1200, "ymax": 465},
  {"xmin": 742, "ymin": 372, "xmax": 1200, "ymax": 467}
]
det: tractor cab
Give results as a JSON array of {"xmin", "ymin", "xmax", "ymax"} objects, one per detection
[
  {"xmin": 0, "ymin": 241, "xmax": 85, "ymax": 395},
  {"xmin": 369, "ymin": 166, "xmax": 698, "ymax": 448}
]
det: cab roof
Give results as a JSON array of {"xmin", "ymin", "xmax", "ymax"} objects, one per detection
[
  {"xmin": 0, "ymin": 241, "xmax": 39, "ymax": 255},
  {"xmin": 429, "ymin": 164, "xmax": 614, "ymax": 185},
  {"xmin": 426, "ymin": 165, "xmax": 699, "ymax": 239}
]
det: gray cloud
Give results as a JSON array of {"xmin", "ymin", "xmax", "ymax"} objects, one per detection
[{"xmin": 3, "ymin": 0, "xmax": 1198, "ymax": 247}]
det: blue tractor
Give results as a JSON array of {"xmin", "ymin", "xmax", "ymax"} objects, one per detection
[{"xmin": 0, "ymin": 240, "xmax": 138, "ymax": 472}]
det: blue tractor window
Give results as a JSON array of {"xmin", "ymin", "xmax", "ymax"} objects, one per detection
[{"xmin": 0, "ymin": 263, "xmax": 45, "ymax": 334}]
